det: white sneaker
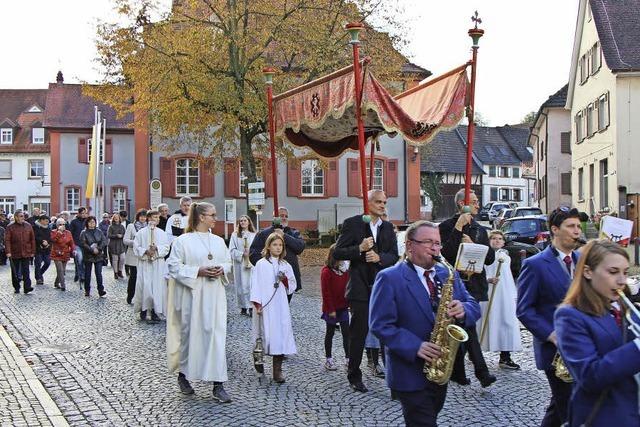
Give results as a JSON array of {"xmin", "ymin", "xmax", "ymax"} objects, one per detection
[{"xmin": 324, "ymin": 358, "xmax": 337, "ymax": 371}]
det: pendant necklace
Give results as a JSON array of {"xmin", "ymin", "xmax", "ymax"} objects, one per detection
[{"xmin": 196, "ymin": 231, "xmax": 214, "ymax": 260}]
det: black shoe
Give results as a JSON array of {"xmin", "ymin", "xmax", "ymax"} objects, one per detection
[
  {"xmin": 36, "ymin": 279, "xmax": 44, "ymax": 285},
  {"xmin": 126, "ymin": 298, "xmax": 132, "ymax": 305},
  {"xmin": 178, "ymin": 373, "xmax": 194, "ymax": 395},
  {"xmin": 240, "ymin": 308, "xmax": 247, "ymax": 316},
  {"xmin": 349, "ymin": 380, "xmax": 368, "ymax": 393},
  {"xmin": 450, "ymin": 376, "xmax": 471, "ymax": 386},
  {"xmin": 98, "ymin": 290, "xmax": 107, "ymax": 298},
  {"xmin": 150, "ymin": 311, "xmax": 160, "ymax": 322},
  {"xmin": 499, "ymin": 359, "xmax": 521, "ymax": 370},
  {"xmin": 14, "ymin": 288, "xmax": 19, "ymax": 294},
  {"xmin": 84, "ymin": 292, "xmax": 90, "ymax": 297},
  {"xmin": 140, "ymin": 311, "xmax": 147, "ymax": 321},
  {"xmin": 478, "ymin": 373, "xmax": 497, "ymax": 388},
  {"xmin": 212, "ymin": 384, "xmax": 232, "ymax": 403},
  {"xmin": 372, "ymin": 363, "xmax": 386, "ymax": 378},
  {"xmin": 24, "ymin": 287, "xmax": 34, "ymax": 294}
]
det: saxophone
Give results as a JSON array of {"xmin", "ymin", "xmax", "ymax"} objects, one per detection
[
  {"xmin": 552, "ymin": 352, "xmax": 573, "ymax": 383},
  {"xmin": 424, "ymin": 255, "xmax": 469, "ymax": 385},
  {"xmin": 243, "ymin": 234, "xmax": 252, "ymax": 268}
]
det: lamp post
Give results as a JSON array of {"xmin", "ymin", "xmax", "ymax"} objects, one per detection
[
  {"xmin": 263, "ymin": 67, "xmax": 279, "ymax": 222},
  {"xmin": 464, "ymin": 11, "xmax": 484, "ymax": 205},
  {"xmin": 346, "ymin": 22, "xmax": 370, "ymax": 221}
]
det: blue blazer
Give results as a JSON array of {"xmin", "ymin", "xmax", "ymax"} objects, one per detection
[
  {"xmin": 555, "ymin": 305, "xmax": 640, "ymax": 426},
  {"xmin": 369, "ymin": 261, "xmax": 480, "ymax": 392},
  {"xmin": 517, "ymin": 246, "xmax": 578, "ymax": 370}
]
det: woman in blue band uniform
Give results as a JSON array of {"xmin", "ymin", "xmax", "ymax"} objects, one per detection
[{"xmin": 555, "ymin": 240, "xmax": 640, "ymax": 426}]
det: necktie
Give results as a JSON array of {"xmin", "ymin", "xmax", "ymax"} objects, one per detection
[
  {"xmin": 611, "ymin": 307, "xmax": 622, "ymax": 328},
  {"xmin": 563, "ymin": 255, "xmax": 572, "ymax": 276},
  {"xmin": 424, "ymin": 270, "xmax": 437, "ymax": 303}
]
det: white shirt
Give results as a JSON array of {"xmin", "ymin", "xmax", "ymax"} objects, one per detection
[
  {"xmin": 369, "ymin": 217, "xmax": 382, "ymax": 242},
  {"xmin": 414, "ymin": 263, "xmax": 436, "ymax": 298},
  {"xmin": 555, "ymin": 248, "xmax": 574, "ymax": 278}
]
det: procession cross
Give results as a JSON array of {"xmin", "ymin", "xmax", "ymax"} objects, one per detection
[{"xmin": 471, "ymin": 11, "xmax": 482, "ymax": 29}]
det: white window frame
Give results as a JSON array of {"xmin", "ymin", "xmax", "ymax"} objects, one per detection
[
  {"xmin": 0, "ymin": 197, "xmax": 16, "ymax": 214},
  {"xmin": 586, "ymin": 103, "xmax": 595, "ymax": 137},
  {"xmin": 499, "ymin": 166, "xmax": 510, "ymax": 178},
  {"xmin": 365, "ymin": 159, "xmax": 384, "ymax": 191},
  {"xmin": 30, "ymin": 201, "xmax": 50, "ymax": 215},
  {"xmin": 112, "ymin": 187, "xmax": 127, "ymax": 212},
  {"xmin": 66, "ymin": 188, "xmax": 80, "ymax": 212},
  {"xmin": 240, "ymin": 160, "xmax": 264, "ymax": 196},
  {"xmin": 598, "ymin": 93, "xmax": 609, "ymax": 131},
  {"xmin": 590, "ymin": 42, "xmax": 600, "ymax": 74},
  {"xmin": 301, "ymin": 159, "xmax": 324, "ymax": 196},
  {"xmin": 512, "ymin": 167, "xmax": 520, "ymax": 178},
  {"xmin": 488, "ymin": 166, "xmax": 496, "ymax": 177},
  {"xmin": 176, "ymin": 158, "xmax": 200, "ymax": 196},
  {"xmin": 28, "ymin": 159, "xmax": 45, "ymax": 178},
  {"xmin": 575, "ymin": 111, "xmax": 584, "ymax": 143},
  {"xmin": 32, "ymin": 127, "xmax": 45, "ymax": 144},
  {"xmin": 87, "ymin": 138, "xmax": 104, "ymax": 163},
  {"xmin": 500, "ymin": 188, "xmax": 510, "ymax": 202},
  {"xmin": 0, "ymin": 129, "xmax": 13, "ymax": 145},
  {"xmin": 0, "ymin": 160, "xmax": 11, "ymax": 179},
  {"xmin": 512, "ymin": 188, "xmax": 522, "ymax": 202}
]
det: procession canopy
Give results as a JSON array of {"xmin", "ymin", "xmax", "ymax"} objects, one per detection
[{"xmin": 273, "ymin": 60, "xmax": 469, "ymax": 157}]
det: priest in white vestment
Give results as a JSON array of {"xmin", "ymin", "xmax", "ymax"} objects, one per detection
[
  {"xmin": 165, "ymin": 196, "xmax": 192, "ymax": 243},
  {"xmin": 478, "ymin": 230, "xmax": 522, "ymax": 370},
  {"xmin": 133, "ymin": 210, "xmax": 170, "ymax": 321},
  {"xmin": 228, "ymin": 215, "xmax": 256, "ymax": 316},
  {"xmin": 166, "ymin": 202, "xmax": 233, "ymax": 403},
  {"xmin": 250, "ymin": 232, "xmax": 297, "ymax": 383}
]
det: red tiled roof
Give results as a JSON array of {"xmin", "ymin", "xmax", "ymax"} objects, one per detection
[
  {"xmin": 43, "ymin": 83, "xmax": 133, "ymax": 130},
  {"xmin": 0, "ymin": 89, "xmax": 47, "ymax": 124}
]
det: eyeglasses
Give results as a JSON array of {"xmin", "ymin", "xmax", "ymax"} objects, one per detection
[
  {"xmin": 409, "ymin": 238, "xmax": 442, "ymax": 249},
  {"xmin": 202, "ymin": 213, "xmax": 217, "ymax": 219}
]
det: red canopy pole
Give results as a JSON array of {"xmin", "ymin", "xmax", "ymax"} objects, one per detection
[
  {"xmin": 369, "ymin": 139, "xmax": 375, "ymax": 189},
  {"xmin": 263, "ymin": 67, "xmax": 279, "ymax": 218},
  {"xmin": 464, "ymin": 13, "xmax": 484, "ymax": 205},
  {"xmin": 346, "ymin": 22, "xmax": 369, "ymax": 217}
]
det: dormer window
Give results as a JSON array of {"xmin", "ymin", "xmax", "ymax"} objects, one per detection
[
  {"xmin": 32, "ymin": 128, "xmax": 44, "ymax": 144},
  {"xmin": 27, "ymin": 105, "xmax": 42, "ymax": 113},
  {"xmin": 0, "ymin": 129, "xmax": 12, "ymax": 145}
]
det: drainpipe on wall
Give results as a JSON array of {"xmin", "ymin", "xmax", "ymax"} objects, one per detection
[
  {"xmin": 149, "ymin": 133, "xmax": 153, "ymax": 179},
  {"xmin": 404, "ymin": 139, "xmax": 409, "ymax": 223}
]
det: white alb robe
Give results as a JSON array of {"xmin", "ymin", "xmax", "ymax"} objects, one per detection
[
  {"xmin": 250, "ymin": 257, "xmax": 297, "ymax": 356},
  {"xmin": 477, "ymin": 249, "xmax": 523, "ymax": 352},
  {"xmin": 133, "ymin": 226, "xmax": 170, "ymax": 315},
  {"xmin": 166, "ymin": 232, "xmax": 232, "ymax": 382},
  {"xmin": 228, "ymin": 231, "xmax": 256, "ymax": 310}
]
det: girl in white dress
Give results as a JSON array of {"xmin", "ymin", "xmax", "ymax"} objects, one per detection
[
  {"xmin": 250, "ymin": 232, "xmax": 297, "ymax": 383},
  {"xmin": 478, "ymin": 230, "xmax": 523, "ymax": 369},
  {"xmin": 166, "ymin": 202, "xmax": 233, "ymax": 403},
  {"xmin": 227, "ymin": 215, "xmax": 256, "ymax": 316}
]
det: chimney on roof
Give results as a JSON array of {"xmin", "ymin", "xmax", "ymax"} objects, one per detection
[{"xmin": 56, "ymin": 71, "xmax": 64, "ymax": 85}]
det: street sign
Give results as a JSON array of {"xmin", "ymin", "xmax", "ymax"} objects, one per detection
[
  {"xmin": 150, "ymin": 179, "xmax": 162, "ymax": 208},
  {"xmin": 248, "ymin": 181, "xmax": 265, "ymax": 207},
  {"xmin": 225, "ymin": 199, "xmax": 236, "ymax": 223}
]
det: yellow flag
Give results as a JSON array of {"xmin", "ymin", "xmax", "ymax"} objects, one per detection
[{"xmin": 85, "ymin": 124, "xmax": 98, "ymax": 199}]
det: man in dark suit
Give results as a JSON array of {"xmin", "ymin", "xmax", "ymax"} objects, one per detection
[
  {"xmin": 370, "ymin": 220, "xmax": 480, "ymax": 426},
  {"xmin": 334, "ymin": 189, "xmax": 398, "ymax": 392},
  {"xmin": 517, "ymin": 207, "xmax": 582, "ymax": 427},
  {"xmin": 438, "ymin": 189, "xmax": 496, "ymax": 387},
  {"xmin": 250, "ymin": 206, "xmax": 305, "ymax": 299}
]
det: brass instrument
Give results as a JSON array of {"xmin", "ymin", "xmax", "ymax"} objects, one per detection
[
  {"xmin": 616, "ymin": 288, "xmax": 640, "ymax": 338},
  {"xmin": 243, "ymin": 234, "xmax": 252, "ymax": 268},
  {"xmin": 552, "ymin": 351, "xmax": 573, "ymax": 383},
  {"xmin": 424, "ymin": 255, "xmax": 469, "ymax": 385}
]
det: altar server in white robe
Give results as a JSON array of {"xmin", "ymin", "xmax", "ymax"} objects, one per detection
[
  {"xmin": 166, "ymin": 202, "xmax": 233, "ymax": 403},
  {"xmin": 478, "ymin": 230, "xmax": 522, "ymax": 370},
  {"xmin": 133, "ymin": 210, "xmax": 170, "ymax": 321},
  {"xmin": 250, "ymin": 232, "xmax": 297, "ymax": 383},
  {"xmin": 165, "ymin": 196, "xmax": 192, "ymax": 243},
  {"xmin": 228, "ymin": 215, "xmax": 256, "ymax": 316}
]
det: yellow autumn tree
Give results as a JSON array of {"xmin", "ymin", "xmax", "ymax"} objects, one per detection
[{"xmin": 87, "ymin": 0, "xmax": 412, "ymax": 204}]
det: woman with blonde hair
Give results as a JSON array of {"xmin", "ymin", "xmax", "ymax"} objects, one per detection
[
  {"xmin": 250, "ymin": 232, "xmax": 297, "ymax": 383},
  {"xmin": 166, "ymin": 202, "xmax": 232, "ymax": 403},
  {"xmin": 555, "ymin": 239, "xmax": 640, "ymax": 426},
  {"xmin": 228, "ymin": 215, "xmax": 256, "ymax": 316}
]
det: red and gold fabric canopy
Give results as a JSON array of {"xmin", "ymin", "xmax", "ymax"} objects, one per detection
[{"xmin": 273, "ymin": 62, "xmax": 469, "ymax": 157}]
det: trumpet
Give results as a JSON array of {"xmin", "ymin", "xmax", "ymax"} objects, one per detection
[
  {"xmin": 243, "ymin": 234, "xmax": 252, "ymax": 268},
  {"xmin": 616, "ymin": 288, "xmax": 640, "ymax": 338}
]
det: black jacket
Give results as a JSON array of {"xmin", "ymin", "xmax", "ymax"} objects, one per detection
[
  {"xmin": 249, "ymin": 225, "xmax": 306, "ymax": 291},
  {"xmin": 334, "ymin": 215, "xmax": 398, "ymax": 303},
  {"xmin": 69, "ymin": 217, "xmax": 86, "ymax": 245},
  {"xmin": 34, "ymin": 223, "xmax": 52, "ymax": 254},
  {"xmin": 439, "ymin": 214, "xmax": 495, "ymax": 301},
  {"xmin": 79, "ymin": 228, "xmax": 108, "ymax": 263}
]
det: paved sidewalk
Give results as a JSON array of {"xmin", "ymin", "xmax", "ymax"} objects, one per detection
[{"xmin": 0, "ymin": 323, "xmax": 68, "ymax": 427}]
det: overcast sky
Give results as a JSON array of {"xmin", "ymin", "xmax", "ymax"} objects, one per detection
[{"xmin": 1, "ymin": 0, "xmax": 579, "ymax": 125}]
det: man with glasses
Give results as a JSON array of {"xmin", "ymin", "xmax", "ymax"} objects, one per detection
[
  {"xmin": 334, "ymin": 190, "xmax": 399, "ymax": 393},
  {"xmin": 5, "ymin": 210, "xmax": 36, "ymax": 294},
  {"xmin": 249, "ymin": 207, "xmax": 305, "ymax": 300},
  {"xmin": 517, "ymin": 207, "xmax": 581, "ymax": 427},
  {"xmin": 438, "ymin": 188, "xmax": 496, "ymax": 387},
  {"xmin": 369, "ymin": 220, "xmax": 480, "ymax": 426}
]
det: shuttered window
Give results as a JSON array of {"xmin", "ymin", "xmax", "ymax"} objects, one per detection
[
  {"xmin": 561, "ymin": 172, "xmax": 572, "ymax": 195},
  {"xmin": 560, "ymin": 132, "xmax": 571, "ymax": 154}
]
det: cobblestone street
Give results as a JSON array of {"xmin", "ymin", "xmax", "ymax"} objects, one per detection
[{"xmin": 0, "ymin": 263, "xmax": 550, "ymax": 426}]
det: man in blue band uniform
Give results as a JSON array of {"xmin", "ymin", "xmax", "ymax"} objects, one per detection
[
  {"xmin": 370, "ymin": 221, "xmax": 480, "ymax": 426},
  {"xmin": 517, "ymin": 207, "xmax": 581, "ymax": 427}
]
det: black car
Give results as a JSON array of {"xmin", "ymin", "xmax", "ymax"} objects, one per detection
[
  {"xmin": 479, "ymin": 222, "xmax": 540, "ymax": 278},
  {"xmin": 500, "ymin": 215, "xmax": 550, "ymax": 248}
]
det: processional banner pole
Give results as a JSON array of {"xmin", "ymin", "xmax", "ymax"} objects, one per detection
[
  {"xmin": 346, "ymin": 22, "xmax": 370, "ymax": 218},
  {"xmin": 464, "ymin": 12, "xmax": 484, "ymax": 205},
  {"xmin": 263, "ymin": 68, "xmax": 279, "ymax": 219}
]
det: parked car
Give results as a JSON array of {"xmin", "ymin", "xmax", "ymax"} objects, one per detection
[
  {"xmin": 500, "ymin": 215, "xmax": 550, "ymax": 250},
  {"xmin": 511, "ymin": 206, "xmax": 543, "ymax": 218},
  {"xmin": 503, "ymin": 239, "xmax": 541, "ymax": 279},
  {"xmin": 479, "ymin": 202, "xmax": 512, "ymax": 222},
  {"xmin": 493, "ymin": 208, "xmax": 514, "ymax": 229}
]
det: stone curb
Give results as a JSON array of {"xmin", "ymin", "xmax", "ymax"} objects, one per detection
[{"xmin": 0, "ymin": 325, "xmax": 69, "ymax": 427}]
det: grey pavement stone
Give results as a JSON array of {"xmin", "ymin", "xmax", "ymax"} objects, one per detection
[{"xmin": 0, "ymin": 262, "xmax": 550, "ymax": 426}]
